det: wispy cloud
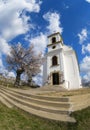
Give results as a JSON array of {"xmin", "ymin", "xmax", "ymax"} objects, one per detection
[
  {"xmin": 80, "ymin": 55, "xmax": 90, "ymax": 81},
  {"xmin": 82, "ymin": 43, "xmax": 90, "ymax": 54},
  {"xmin": 78, "ymin": 28, "xmax": 90, "ymax": 81},
  {"xmin": 43, "ymin": 11, "xmax": 63, "ymax": 34},
  {"xmin": 63, "ymin": 3, "xmax": 69, "ymax": 9},
  {"xmin": 78, "ymin": 28, "xmax": 88, "ymax": 44}
]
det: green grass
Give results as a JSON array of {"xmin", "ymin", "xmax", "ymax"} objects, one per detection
[{"xmin": 0, "ymin": 103, "xmax": 90, "ymax": 130}]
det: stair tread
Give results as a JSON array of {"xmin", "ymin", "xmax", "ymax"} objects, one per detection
[
  {"xmin": 0, "ymin": 87, "xmax": 69, "ymax": 102},
  {"xmin": 0, "ymin": 96, "xmax": 13, "ymax": 108},
  {"xmin": 0, "ymin": 91, "xmax": 75, "ymax": 122},
  {"xmin": 0, "ymin": 90, "xmax": 70, "ymax": 111},
  {"xmin": 1, "ymin": 88, "xmax": 70, "ymax": 105}
]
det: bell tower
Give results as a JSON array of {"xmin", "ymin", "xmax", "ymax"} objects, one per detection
[
  {"xmin": 43, "ymin": 32, "xmax": 64, "ymax": 86},
  {"xmin": 47, "ymin": 32, "xmax": 64, "ymax": 53}
]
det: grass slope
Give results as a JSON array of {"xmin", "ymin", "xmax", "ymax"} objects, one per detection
[{"xmin": 0, "ymin": 103, "xmax": 90, "ymax": 130}]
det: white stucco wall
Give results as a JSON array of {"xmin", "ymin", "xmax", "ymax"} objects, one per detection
[
  {"xmin": 63, "ymin": 50, "xmax": 81, "ymax": 89},
  {"xmin": 47, "ymin": 50, "xmax": 63, "ymax": 73},
  {"xmin": 48, "ymin": 43, "xmax": 62, "ymax": 52}
]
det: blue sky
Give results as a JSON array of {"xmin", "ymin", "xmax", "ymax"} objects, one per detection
[{"xmin": 0, "ymin": 0, "xmax": 90, "ymax": 83}]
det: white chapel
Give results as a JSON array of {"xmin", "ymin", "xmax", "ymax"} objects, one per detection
[{"xmin": 43, "ymin": 32, "xmax": 82, "ymax": 90}]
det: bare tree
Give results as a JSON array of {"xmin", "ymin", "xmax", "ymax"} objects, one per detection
[{"xmin": 6, "ymin": 43, "xmax": 42, "ymax": 87}]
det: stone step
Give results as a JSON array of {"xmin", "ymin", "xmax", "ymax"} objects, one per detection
[
  {"xmin": 0, "ymin": 90, "xmax": 70, "ymax": 115},
  {"xmin": 37, "ymin": 85, "xmax": 66, "ymax": 91},
  {"xmin": 0, "ymin": 86, "xmax": 69, "ymax": 102},
  {"xmin": 0, "ymin": 91, "xmax": 75, "ymax": 122},
  {"xmin": 0, "ymin": 96, "xmax": 13, "ymax": 108},
  {"xmin": 0, "ymin": 88, "xmax": 70, "ymax": 109}
]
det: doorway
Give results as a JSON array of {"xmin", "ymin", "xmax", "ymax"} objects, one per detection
[{"xmin": 52, "ymin": 73, "xmax": 59, "ymax": 85}]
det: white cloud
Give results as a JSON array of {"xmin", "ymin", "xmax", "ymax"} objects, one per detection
[
  {"xmin": 80, "ymin": 55, "xmax": 90, "ymax": 81},
  {"xmin": 0, "ymin": 53, "xmax": 5, "ymax": 74},
  {"xmin": 82, "ymin": 43, "xmax": 90, "ymax": 54},
  {"xmin": 0, "ymin": 37, "xmax": 11, "ymax": 74},
  {"xmin": 0, "ymin": 55, "xmax": 15, "ymax": 77},
  {"xmin": 30, "ymin": 33, "xmax": 47, "ymax": 55},
  {"xmin": 83, "ymin": 73, "xmax": 90, "ymax": 81},
  {"xmin": 7, "ymin": 71, "xmax": 15, "ymax": 78},
  {"xmin": 85, "ymin": 0, "xmax": 90, "ymax": 3},
  {"xmin": 0, "ymin": 0, "xmax": 41, "ymax": 41},
  {"xmin": 0, "ymin": 63, "xmax": 4, "ymax": 74},
  {"xmin": 78, "ymin": 28, "xmax": 88, "ymax": 44},
  {"xmin": 33, "ymin": 66, "xmax": 43, "ymax": 86},
  {"xmin": 78, "ymin": 28, "xmax": 90, "ymax": 82},
  {"xmin": 80, "ymin": 56, "xmax": 90, "ymax": 72},
  {"xmin": 0, "ymin": 60, "xmax": 3, "ymax": 68},
  {"xmin": 43, "ymin": 11, "xmax": 63, "ymax": 34},
  {"xmin": 0, "ymin": 55, "xmax": 3, "ymax": 69},
  {"xmin": 0, "ymin": 54, "xmax": 15, "ymax": 77},
  {"xmin": 0, "ymin": 37, "xmax": 10, "ymax": 55}
]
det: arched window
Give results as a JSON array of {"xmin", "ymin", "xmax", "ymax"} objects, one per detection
[
  {"xmin": 52, "ymin": 56, "xmax": 58, "ymax": 66},
  {"xmin": 52, "ymin": 37, "xmax": 56, "ymax": 43},
  {"xmin": 52, "ymin": 45, "xmax": 56, "ymax": 49}
]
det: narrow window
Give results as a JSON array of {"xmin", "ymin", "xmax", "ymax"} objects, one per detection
[
  {"xmin": 52, "ymin": 56, "xmax": 58, "ymax": 66},
  {"xmin": 52, "ymin": 37, "xmax": 56, "ymax": 43}
]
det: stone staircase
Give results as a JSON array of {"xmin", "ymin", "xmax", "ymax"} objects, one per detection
[{"xmin": 0, "ymin": 86, "xmax": 76, "ymax": 122}]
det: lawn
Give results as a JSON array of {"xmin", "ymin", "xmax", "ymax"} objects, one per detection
[{"xmin": 0, "ymin": 103, "xmax": 90, "ymax": 130}]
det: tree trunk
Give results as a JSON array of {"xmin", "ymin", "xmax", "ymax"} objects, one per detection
[
  {"xmin": 14, "ymin": 73, "xmax": 21, "ymax": 87},
  {"xmin": 14, "ymin": 68, "xmax": 24, "ymax": 87},
  {"xmin": 28, "ymin": 76, "xmax": 32, "ymax": 86}
]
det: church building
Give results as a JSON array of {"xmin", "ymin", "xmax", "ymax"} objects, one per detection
[{"xmin": 43, "ymin": 32, "xmax": 82, "ymax": 90}]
